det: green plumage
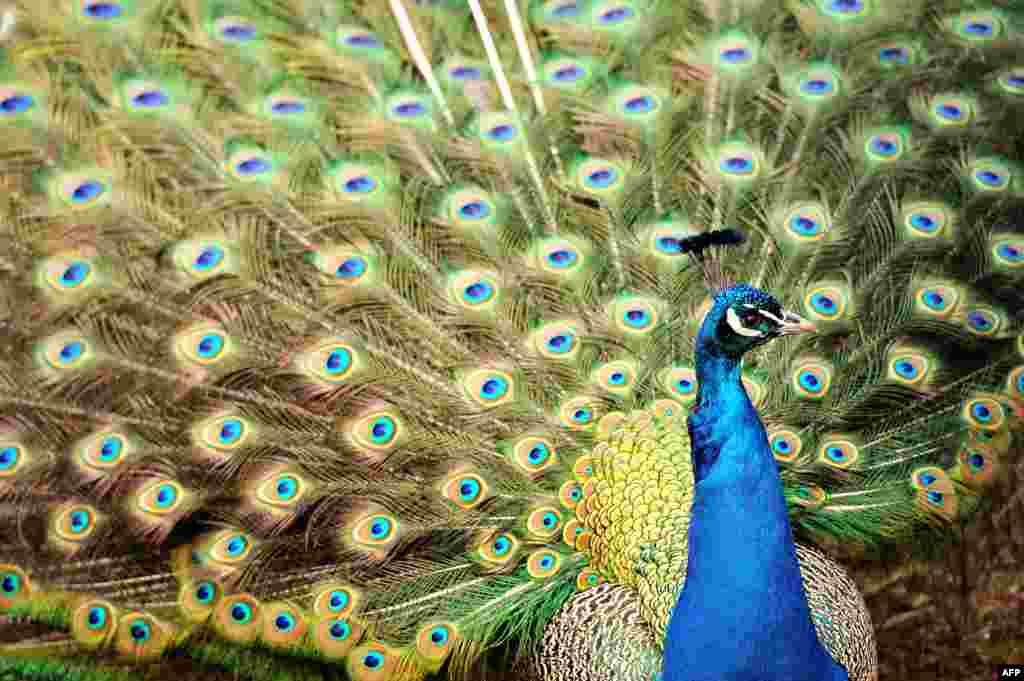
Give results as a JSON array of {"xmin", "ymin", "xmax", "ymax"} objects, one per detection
[{"xmin": 0, "ymin": 0, "xmax": 1022, "ymax": 679}]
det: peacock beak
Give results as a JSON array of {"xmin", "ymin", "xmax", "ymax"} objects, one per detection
[{"xmin": 777, "ymin": 310, "xmax": 817, "ymax": 336}]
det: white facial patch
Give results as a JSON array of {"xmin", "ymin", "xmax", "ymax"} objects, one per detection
[{"xmin": 726, "ymin": 307, "xmax": 766, "ymax": 338}]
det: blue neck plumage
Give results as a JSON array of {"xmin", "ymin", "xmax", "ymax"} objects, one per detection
[{"xmin": 660, "ymin": 339, "xmax": 848, "ymax": 681}]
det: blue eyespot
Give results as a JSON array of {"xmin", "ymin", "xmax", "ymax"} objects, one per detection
[
  {"xmin": 487, "ymin": 124, "xmax": 518, "ymax": 141},
  {"xmin": 922, "ymin": 290, "xmax": 946, "ymax": 310},
  {"xmin": 655, "ymin": 236, "xmax": 681, "ymax": 253},
  {"xmin": 328, "ymin": 619, "xmax": 351, "ymax": 639},
  {"xmin": 541, "ymin": 511, "xmax": 559, "ymax": 528},
  {"xmin": 132, "ymin": 90, "xmax": 169, "ymax": 108},
  {"xmin": 0, "ymin": 446, "xmax": 20, "ymax": 470},
  {"xmin": 608, "ymin": 371, "xmax": 626, "ymax": 385},
  {"xmin": 545, "ymin": 333, "xmax": 575, "ymax": 354},
  {"xmin": 772, "ymin": 437, "xmax": 792, "ymax": 454},
  {"xmin": 363, "ymin": 651, "xmax": 385, "ymax": 669},
  {"xmin": 463, "ymin": 281, "xmax": 494, "ymax": 304},
  {"xmin": 345, "ymin": 34, "xmax": 380, "ymax": 48},
  {"xmin": 622, "ymin": 308, "xmax": 651, "ymax": 328},
  {"xmin": 878, "ymin": 46, "xmax": 909, "ymax": 65},
  {"xmin": 343, "ymin": 176, "xmax": 376, "ymax": 193},
  {"xmin": 449, "ymin": 66, "xmax": 482, "ymax": 80},
  {"xmin": 86, "ymin": 606, "xmax": 107, "ymax": 629},
  {"xmin": 997, "ymin": 243, "xmax": 1024, "ymax": 262},
  {"xmin": 553, "ymin": 65, "xmax": 583, "ymax": 82},
  {"xmin": 918, "ymin": 471, "xmax": 937, "ymax": 486},
  {"xmin": 964, "ymin": 21, "xmax": 994, "ymax": 37},
  {"xmin": 599, "ymin": 6, "xmax": 634, "ymax": 23},
  {"xmin": 550, "ymin": 2, "xmax": 579, "ymax": 18},
  {"xmin": 197, "ymin": 334, "xmax": 224, "ymax": 359},
  {"xmin": 934, "ymin": 103, "xmax": 963, "ymax": 121},
  {"xmin": 968, "ymin": 311, "xmax": 994, "ymax": 331},
  {"xmin": 825, "ymin": 446, "xmax": 847, "ymax": 462},
  {"xmin": 84, "ymin": 2, "xmax": 122, "ymax": 19},
  {"xmin": 225, "ymin": 535, "xmax": 248, "ymax": 557},
  {"xmin": 0, "ymin": 94, "xmax": 35, "ymax": 114},
  {"xmin": 586, "ymin": 168, "xmax": 617, "ymax": 189},
  {"xmin": 975, "ymin": 170, "xmax": 1005, "ymax": 188},
  {"xmin": 369, "ymin": 416, "xmax": 396, "ymax": 444},
  {"xmin": 967, "ymin": 452, "xmax": 986, "ymax": 471},
  {"xmin": 810, "ymin": 293, "xmax": 836, "ymax": 315},
  {"xmin": 154, "ymin": 483, "xmax": 177, "ymax": 508},
  {"xmin": 230, "ymin": 602, "xmax": 253, "ymax": 623},
  {"xmin": 458, "ymin": 201, "xmax": 490, "ymax": 219},
  {"xmin": 335, "ymin": 257, "xmax": 367, "ymax": 279},
  {"xmin": 369, "ymin": 517, "xmax": 391, "ymax": 539},
  {"xmin": 274, "ymin": 613, "xmax": 295, "ymax": 632},
  {"xmin": 392, "ymin": 101, "xmax": 426, "ymax": 118},
  {"xmin": 0, "ymin": 573, "xmax": 20, "ymax": 594},
  {"xmin": 429, "ymin": 626, "xmax": 449, "ymax": 645},
  {"xmin": 493, "ymin": 535, "xmax": 511, "ymax": 555},
  {"xmin": 720, "ymin": 47, "xmax": 751, "ymax": 64},
  {"xmin": 327, "ymin": 590, "xmax": 349, "ymax": 612},
  {"xmin": 325, "ymin": 348, "xmax": 351, "ymax": 375},
  {"xmin": 828, "ymin": 0, "xmax": 864, "ymax": 13},
  {"xmin": 676, "ymin": 378, "xmax": 695, "ymax": 394},
  {"xmin": 894, "ymin": 360, "xmax": 918, "ymax": 380},
  {"xmin": 458, "ymin": 479, "xmax": 481, "ymax": 503},
  {"xmin": 218, "ymin": 419, "xmax": 244, "ymax": 445},
  {"xmin": 798, "ymin": 371, "xmax": 823, "ymax": 393},
  {"xmin": 194, "ymin": 246, "xmax": 224, "ymax": 270},
  {"xmin": 221, "ymin": 23, "xmax": 256, "ymax": 41},
  {"xmin": 195, "ymin": 581, "xmax": 216, "ymax": 604},
  {"xmin": 926, "ymin": 490, "xmax": 944, "ymax": 505},
  {"xmin": 60, "ymin": 340, "xmax": 84, "ymax": 363},
  {"xmin": 60, "ymin": 262, "xmax": 91, "ymax": 287},
  {"xmin": 538, "ymin": 554, "xmax": 555, "ymax": 569},
  {"xmin": 69, "ymin": 509, "xmax": 92, "ymax": 533},
  {"xmin": 909, "ymin": 213, "xmax": 938, "ymax": 233},
  {"xmin": 72, "ymin": 181, "xmax": 105, "ymax": 203},
  {"xmin": 571, "ymin": 407, "xmax": 593, "ymax": 424},
  {"xmin": 720, "ymin": 157, "xmax": 753, "ymax": 174},
  {"xmin": 235, "ymin": 158, "xmax": 271, "ymax": 175},
  {"xmin": 528, "ymin": 443, "xmax": 550, "ymax": 465},
  {"xmin": 800, "ymin": 79, "xmax": 833, "ymax": 96},
  {"xmin": 271, "ymin": 100, "xmax": 305, "ymax": 114},
  {"xmin": 546, "ymin": 248, "xmax": 578, "ymax": 268},
  {"xmin": 624, "ymin": 96, "xmax": 655, "ymax": 113},
  {"xmin": 275, "ymin": 476, "xmax": 298, "ymax": 500},
  {"xmin": 129, "ymin": 619, "xmax": 151, "ymax": 641},
  {"xmin": 480, "ymin": 376, "xmax": 508, "ymax": 400},
  {"xmin": 869, "ymin": 136, "xmax": 898, "ymax": 157},
  {"xmin": 971, "ymin": 402, "xmax": 992, "ymax": 422}
]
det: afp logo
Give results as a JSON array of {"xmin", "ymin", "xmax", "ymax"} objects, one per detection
[{"xmin": 997, "ymin": 665, "xmax": 1024, "ymax": 678}]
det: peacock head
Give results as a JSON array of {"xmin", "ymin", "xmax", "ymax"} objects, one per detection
[{"xmin": 698, "ymin": 284, "xmax": 817, "ymax": 359}]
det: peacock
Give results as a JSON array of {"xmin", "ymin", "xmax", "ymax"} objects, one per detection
[{"xmin": 1, "ymin": 0, "xmax": 1023, "ymax": 679}]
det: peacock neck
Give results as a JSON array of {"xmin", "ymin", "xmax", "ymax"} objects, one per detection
[{"xmin": 661, "ymin": 346, "xmax": 848, "ymax": 681}]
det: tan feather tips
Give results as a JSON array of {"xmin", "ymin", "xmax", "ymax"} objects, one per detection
[
  {"xmin": 340, "ymin": 405, "xmax": 405, "ymax": 457},
  {"xmin": 189, "ymin": 529, "xmax": 258, "ymax": 578},
  {"xmin": 114, "ymin": 611, "xmax": 176, "ymax": 659},
  {"xmin": 293, "ymin": 337, "xmax": 367, "ymax": 386},
  {"xmin": 240, "ymin": 464, "xmax": 317, "ymax": 531},
  {"xmin": 415, "ymin": 622, "xmax": 459, "ymax": 665},
  {"xmin": 48, "ymin": 502, "xmax": 103, "ymax": 555},
  {"xmin": 509, "ymin": 435, "xmax": 560, "ymax": 475},
  {"xmin": 312, "ymin": 582, "xmax": 361, "ymax": 618},
  {"xmin": 475, "ymin": 531, "xmax": 520, "ymax": 566},
  {"xmin": 70, "ymin": 598, "xmax": 118, "ymax": 648},
  {"xmin": 441, "ymin": 470, "xmax": 491, "ymax": 510},
  {"xmin": 178, "ymin": 578, "xmax": 223, "ymax": 622},
  {"xmin": 345, "ymin": 509, "xmax": 401, "ymax": 559},
  {"xmin": 70, "ymin": 428, "xmax": 138, "ymax": 480},
  {"xmin": 347, "ymin": 642, "xmax": 401, "ymax": 681},
  {"xmin": 458, "ymin": 366, "xmax": 518, "ymax": 409},
  {"xmin": 213, "ymin": 593, "xmax": 262, "ymax": 643},
  {"xmin": 190, "ymin": 411, "xmax": 255, "ymax": 460},
  {"xmin": 314, "ymin": 616, "xmax": 365, "ymax": 660},
  {"xmin": 261, "ymin": 601, "xmax": 309, "ymax": 648}
]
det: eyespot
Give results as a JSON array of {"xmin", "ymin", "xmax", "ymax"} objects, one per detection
[
  {"xmin": 542, "ymin": 56, "xmax": 592, "ymax": 90},
  {"xmin": 767, "ymin": 428, "xmax": 803, "ymax": 463},
  {"xmin": 874, "ymin": 41, "xmax": 916, "ymax": 68},
  {"xmin": 476, "ymin": 111, "xmax": 522, "ymax": 149},
  {"xmin": 442, "ymin": 57, "xmax": 487, "ymax": 83},
  {"xmin": 314, "ymin": 616, "xmax": 365, "ymax": 660},
  {"xmin": 193, "ymin": 413, "xmax": 252, "ymax": 454},
  {"xmin": 511, "ymin": 436, "xmax": 559, "ymax": 475},
  {"xmin": 416, "ymin": 622, "xmax": 457, "ymax": 662},
  {"xmin": 802, "ymin": 284, "xmax": 849, "ymax": 323},
  {"xmin": 0, "ymin": 565, "xmax": 31, "ymax": 610},
  {"xmin": 962, "ymin": 395, "xmax": 1005, "ymax": 431},
  {"xmin": 559, "ymin": 480, "xmax": 584, "ymax": 509},
  {"xmin": 336, "ymin": 25, "xmax": 385, "ymax": 52},
  {"xmin": 900, "ymin": 200, "xmax": 953, "ymax": 240},
  {"xmin": 213, "ymin": 594, "xmax": 262, "ymax": 643},
  {"xmin": 526, "ymin": 549, "xmax": 562, "ymax": 578},
  {"xmin": 41, "ymin": 254, "xmax": 95, "ymax": 295},
  {"xmin": 864, "ymin": 129, "xmax": 908, "ymax": 162},
  {"xmin": 816, "ymin": 437, "xmax": 860, "ymax": 470},
  {"xmin": 958, "ymin": 445, "xmax": 999, "ymax": 487},
  {"xmin": 559, "ymin": 396, "xmax": 601, "ymax": 431},
  {"xmin": 115, "ymin": 612, "xmax": 172, "ymax": 659},
  {"xmin": 659, "ymin": 366, "xmax": 698, "ymax": 404},
  {"xmin": 135, "ymin": 479, "xmax": 188, "ymax": 517},
  {"xmin": 81, "ymin": 1, "xmax": 126, "ymax": 20},
  {"xmin": 312, "ymin": 583, "xmax": 360, "ymax": 617},
  {"xmin": 714, "ymin": 142, "xmax": 761, "ymax": 183},
  {"xmin": 53, "ymin": 171, "xmax": 111, "ymax": 209},
  {"xmin": 926, "ymin": 94, "xmax": 975, "ymax": 129},
  {"xmin": 53, "ymin": 504, "xmax": 98, "ymax": 544},
  {"xmin": 0, "ymin": 86, "xmax": 39, "ymax": 118},
  {"xmin": 610, "ymin": 296, "xmax": 660, "ymax": 335},
  {"xmin": 71, "ymin": 599, "xmax": 118, "ymax": 648},
  {"xmin": 789, "ymin": 483, "xmax": 828, "ymax": 509},
  {"xmin": 591, "ymin": 1, "xmax": 638, "ymax": 28},
  {"xmin": 912, "ymin": 282, "xmax": 960, "ymax": 318},
  {"xmin": 445, "ymin": 187, "xmax": 499, "ymax": 230},
  {"xmin": 790, "ymin": 358, "xmax": 832, "ymax": 400},
  {"xmin": 996, "ymin": 68, "xmax": 1024, "ymax": 96},
  {"xmin": 711, "ymin": 32, "xmax": 758, "ymax": 69},
  {"xmin": 540, "ymin": 0, "xmax": 581, "ymax": 21},
  {"xmin": 261, "ymin": 601, "xmax": 307, "ymax": 648},
  {"xmin": 779, "ymin": 201, "xmax": 829, "ymax": 243},
  {"xmin": 576, "ymin": 568, "xmax": 604, "ymax": 591},
  {"xmin": 120, "ymin": 80, "xmax": 174, "ymax": 113},
  {"xmin": 349, "ymin": 644, "xmax": 399, "ymax": 680},
  {"xmin": 643, "ymin": 217, "xmax": 700, "ymax": 260},
  {"xmin": 909, "ymin": 466, "xmax": 958, "ymax": 521},
  {"xmin": 785, "ymin": 65, "xmax": 842, "ymax": 111},
  {"xmin": 593, "ymin": 360, "xmax": 636, "ymax": 396},
  {"xmin": 609, "ymin": 84, "xmax": 662, "ymax": 122},
  {"xmin": 448, "ymin": 270, "xmax": 500, "ymax": 313},
  {"xmin": 818, "ymin": 0, "xmax": 866, "ymax": 19},
  {"xmin": 0, "ymin": 442, "xmax": 25, "ymax": 477},
  {"xmin": 1006, "ymin": 366, "xmax": 1024, "ymax": 400},
  {"xmin": 967, "ymin": 157, "xmax": 1013, "ymax": 193},
  {"xmin": 574, "ymin": 158, "xmax": 626, "ymax": 196},
  {"xmin": 530, "ymin": 321, "xmax": 580, "ymax": 360},
  {"xmin": 178, "ymin": 578, "xmax": 221, "ymax": 622},
  {"xmin": 573, "ymin": 455, "xmax": 596, "ymax": 481},
  {"xmin": 526, "ymin": 507, "xmax": 563, "ymax": 538},
  {"xmin": 461, "ymin": 368, "xmax": 516, "ymax": 409},
  {"xmin": 442, "ymin": 471, "xmax": 490, "ymax": 510},
  {"xmin": 964, "ymin": 307, "xmax": 1002, "ymax": 337},
  {"xmin": 385, "ymin": 93, "xmax": 432, "ymax": 126},
  {"xmin": 478, "ymin": 532, "xmax": 519, "ymax": 564},
  {"xmin": 202, "ymin": 530, "xmax": 256, "ymax": 569},
  {"xmin": 351, "ymin": 512, "xmax": 399, "ymax": 554},
  {"xmin": 224, "ymin": 143, "xmax": 277, "ymax": 182},
  {"xmin": 991, "ymin": 237, "xmax": 1024, "ymax": 270},
  {"xmin": 329, "ymin": 162, "xmax": 387, "ymax": 202},
  {"xmin": 533, "ymin": 238, "xmax": 591, "ymax": 280},
  {"xmin": 295, "ymin": 339, "xmax": 364, "ymax": 385},
  {"xmin": 173, "ymin": 322, "xmax": 233, "ymax": 369},
  {"xmin": 346, "ymin": 409, "xmax": 403, "ymax": 453},
  {"xmin": 171, "ymin": 239, "xmax": 235, "ymax": 280},
  {"xmin": 255, "ymin": 469, "xmax": 310, "ymax": 510},
  {"xmin": 212, "ymin": 15, "xmax": 259, "ymax": 43},
  {"xmin": 38, "ymin": 330, "xmax": 94, "ymax": 372},
  {"xmin": 947, "ymin": 11, "xmax": 1005, "ymax": 43}
]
